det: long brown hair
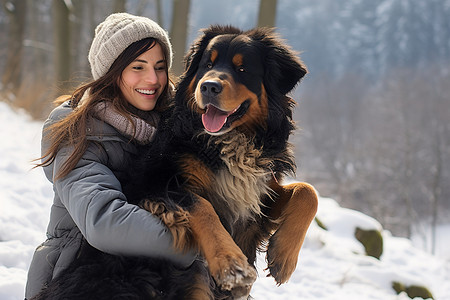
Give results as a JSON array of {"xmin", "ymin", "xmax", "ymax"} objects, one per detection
[{"xmin": 38, "ymin": 38, "xmax": 173, "ymax": 180}]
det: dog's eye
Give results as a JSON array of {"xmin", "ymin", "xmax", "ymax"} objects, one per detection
[
  {"xmin": 238, "ymin": 66, "xmax": 245, "ymax": 72},
  {"xmin": 206, "ymin": 62, "xmax": 213, "ymax": 69}
]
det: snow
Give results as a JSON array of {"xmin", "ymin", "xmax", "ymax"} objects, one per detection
[{"xmin": 0, "ymin": 101, "xmax": 449, "ymax": 300}]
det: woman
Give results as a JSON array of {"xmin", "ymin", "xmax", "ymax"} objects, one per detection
[{"xmin": 25, "ymin": 13, "xmax": 196, "ymax": 299}]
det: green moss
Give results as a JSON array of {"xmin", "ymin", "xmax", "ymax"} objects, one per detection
[
  {"xmin": 315, "ymin": 217, "xmax": 327, "ymax": 230},
  {"xmin": 406, "ymin": 285, "xmax": 434, "ymax": 299},
  {"xmin": 354, "ymin": 227, "xmax": 383, "ymax": 259},
  {"xmin": 392, "ymin": 281, "xmax": 406, "ymax": 294},
  {"xmin": 392, "ymin": 281, "xmax": 434, "ymax": 299}
]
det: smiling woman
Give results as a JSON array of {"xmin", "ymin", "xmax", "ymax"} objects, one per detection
[
  {"xmin": 119, "ymin": 42, "xmax": 168, "ymax": 111},
  {"xmin": 25, "ymin": 13, "xmax": 198, "ymax": 300}
]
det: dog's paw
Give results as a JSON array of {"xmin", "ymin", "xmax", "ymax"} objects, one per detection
[
  {"xmin": 210, "ymin": 253, "xmax": 257, "ymax": 299},
  {"xmin": 265, "ymin": 233, "xmax": 299, "ymax": 285}
]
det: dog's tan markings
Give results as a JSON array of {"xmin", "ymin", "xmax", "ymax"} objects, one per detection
[
  {"xmin": 179, "ymin": 155, "xmax": 214, "ymax": 191},
  {"xmin": 227, "ymin": 83, "xmax": 268, "ymax": 132},
  {"xmin": 139, "ymin": 200, "xmax": 194, "ymax": 252},
  {"xmin": 187, "ymin": 273, "xmax": 214, "ymax": 300},
  {"xmin": 219, "ymin": 78, "xmax": 249, "ymax": 111},
  {"xmin": 189, "ymin": 196, "xmax": 256, "ymax": 298},
  {"xmin": 265, "ymin": 181, "xmax": 318, "ymax": 284},
  {"xmin": 210, "ymin": 49, "xmax": 218, "ymax": 64},
  {"xmin": 187, "ymin": 75, "xmax": 205, "ymax": 114},
  {"xmin": 199, "ymin": 74, "xmax": 255, "ymax": 114},
  {"xmin": 187, "ymin": 75, "xmax": 197, "ymax": 96},
  {"xmin": 232, "ymin": 53, "xmax": 244, "ymax": 68}
]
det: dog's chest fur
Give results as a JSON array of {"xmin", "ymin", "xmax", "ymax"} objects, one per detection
[{"xmin": 206, "ymin": 133, "xmax": 273, "ymax": 223}]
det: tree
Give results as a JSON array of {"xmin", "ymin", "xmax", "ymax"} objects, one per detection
[
  {"xmin": 113, "ymin": 0, "xmax": 126, "ymax": 13},
  {"xmin": 257, "ymin": 0, "xmax": 277, "ymax": 27},
  {"xmin": 52, "ymin": 0, "xmax": 72, "ymax": 93},
  {"xmin": 155, "ymin": 0, "xmax": 162, "ymax": 25},
  {"xmin": 1, "ymin": 0, "xmax": 26, "ymax": 94},
  {"xmin": 169, "ymin": 0, "xmax": 191, "ymax": 76}
]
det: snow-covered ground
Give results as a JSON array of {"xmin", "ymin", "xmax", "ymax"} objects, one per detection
[{"xmin": 0, "ymin": 101, "xmax": 448, "ymax": 300}]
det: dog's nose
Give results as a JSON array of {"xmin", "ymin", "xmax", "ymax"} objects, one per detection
[{"xmin": 200, "ymin": 80, "xmax": 222, "ymax": 97}]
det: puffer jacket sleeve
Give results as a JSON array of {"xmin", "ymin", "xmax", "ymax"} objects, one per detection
[
  {"xmin": 52, "ymin": 144, "xmax": 196, "ymax": 266},
  {"xmin": 50, "ymin": 142, "xmax": 196, "ymax": 268}
]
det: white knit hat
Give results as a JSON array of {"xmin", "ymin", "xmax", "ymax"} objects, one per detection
[{"xmin": 88, "ymin": 13, "xmax": 172, "ymax": 80}]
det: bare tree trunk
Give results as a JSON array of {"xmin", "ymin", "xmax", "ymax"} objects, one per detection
[
  {"xmin": 70, "ymin": 0, "xmax": 83, "ymax": 78},
  {"xmin": 113, "ymin": 0, "xmax": 126, "ymax": 13},
  {"xmin": 155, "ymin": 0, "xmax": 162, "ymax": 25},
  {"xmin": 88, "ymin": 0, "xmax": 96, "ymax": 45},
  {"xmin": 398, "ymin": 78, "xmax": 416, "ymax": 239},
  {"xmin": 1, "ymin": 0, "xmax": 26, "ymax": 95},
  {"xmin": 430, "ymin": 125, "xmax": 443, "ymax": 254},
  {"xmin": 257, "ymin": 0, "xmax": 277, "ymax": 27},
  {"xmin": 169, "ymin": 0, "xmax": 191, "ymax": 77},
  {"xmin": 52, "ymin": 0, "xmax": 72, "ymax": 94},
  {"xmin": 15, "ymin": 0, "xmax": 53, "ymax": 119}
]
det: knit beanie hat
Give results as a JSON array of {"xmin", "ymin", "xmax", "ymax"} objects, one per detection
[{"xmin": 88, "ymin": 13, "xmax": 172, "ymax": 80}]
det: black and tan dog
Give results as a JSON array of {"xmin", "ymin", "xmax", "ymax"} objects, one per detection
[{"xmin": 32, "ymin": 25, "xmax": 318, "ymax": 300}]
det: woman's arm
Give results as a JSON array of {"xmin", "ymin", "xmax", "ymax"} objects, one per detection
[{"xmin": 52, "ymin": 144, "xmax": 197, "ymax": 267}]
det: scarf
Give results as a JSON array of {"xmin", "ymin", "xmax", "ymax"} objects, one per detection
[{"xmin": 93, "ymin": 101, "xmax": 160, "ymax": 145}]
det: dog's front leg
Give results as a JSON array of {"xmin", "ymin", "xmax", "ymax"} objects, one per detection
[
  {"xmin": 190, "ymin": 196, "xmax": 257, "ymax": 299},
  {"xmin": 266, "ymin": 181, "xmax": 318, "ymax": 284}
]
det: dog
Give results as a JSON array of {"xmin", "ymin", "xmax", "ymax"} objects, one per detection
[{"xmin": 31, "ymin": 25, "xmax": 318, "ymax": 300}]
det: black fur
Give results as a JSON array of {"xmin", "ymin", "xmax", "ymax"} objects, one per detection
[{"xmin": 31, "ymin": 241, "xmax": 212, "ymax": 300}]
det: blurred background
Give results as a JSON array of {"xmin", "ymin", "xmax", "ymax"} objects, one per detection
[{"xmin": 0, "ymin": 0, "xmax": 449, "ymax": 253}]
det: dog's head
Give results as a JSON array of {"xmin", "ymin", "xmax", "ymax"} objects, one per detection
[{"xmin": 177, "ymin": 25, "xmax": 307, "ymax": 136}]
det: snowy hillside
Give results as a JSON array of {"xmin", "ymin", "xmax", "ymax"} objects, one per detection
[{"xmin": 0, "ymin": 101, "xmax": 448, "ymax": 300}]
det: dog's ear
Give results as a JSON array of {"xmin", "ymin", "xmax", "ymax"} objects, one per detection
[
  {"xmin": 269, "ymin": 46, "xmax": 307, "ymax": 95},
  {"xmin": 183, "ymin": 25, "xmax": 243, "ymax": 78},
  {"xmin": 250, "ymin": 28, "xmax": 307, "ymax": 95}
]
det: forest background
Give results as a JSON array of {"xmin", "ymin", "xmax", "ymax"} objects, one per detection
[{"xmin": 1, "ymin": 0, "xmax": 449, "ymax": 254}]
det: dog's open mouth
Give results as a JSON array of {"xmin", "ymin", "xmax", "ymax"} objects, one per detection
[{"xmin": 202, "ymin": 101, "xmax": 249, "ymax": 133}]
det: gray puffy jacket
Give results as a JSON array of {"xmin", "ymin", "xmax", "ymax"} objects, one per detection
[{"xmin": 25, "ymin": 102, "xmax": 196, "ymax": 298}]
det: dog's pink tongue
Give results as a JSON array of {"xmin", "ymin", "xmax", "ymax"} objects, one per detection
[{"xmin": 202, "ymin": 105, "xmax": 229, "ymax": 133}]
